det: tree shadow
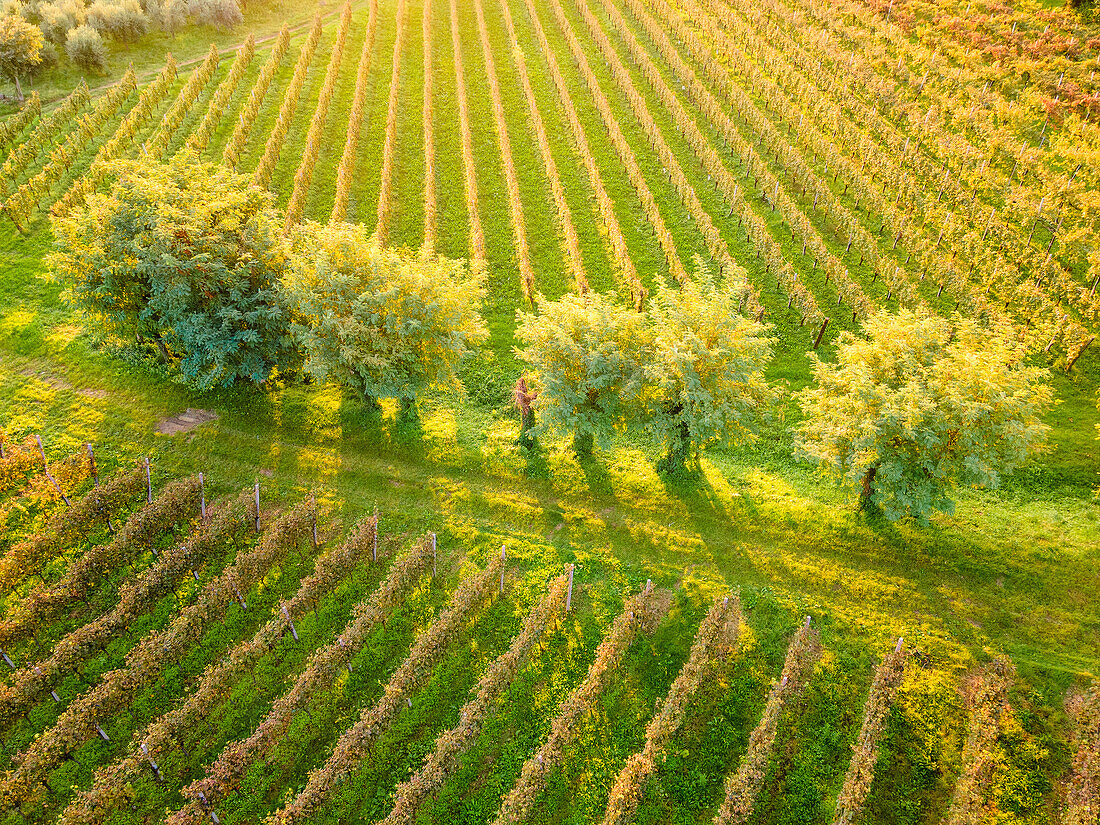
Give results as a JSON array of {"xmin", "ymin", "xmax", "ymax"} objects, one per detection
[
  {"xmin": 659, "ymin": 463, "xmax": 764, "ymax": 527},
  {"xmin": 519, "ymin": 436, "xmax": 550, "ymax": 480},
  {"xmin": 576, "ymin": 449, "xmax": 616, "ymax": 501}
]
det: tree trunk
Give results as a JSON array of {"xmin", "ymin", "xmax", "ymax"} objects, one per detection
[
  {"xmin": 398, "ymin": 396, "xmax": 419, "ymax": 425},
  {"xmin": 860, "ymin": 463, "xmax": 879, "ymax": 511},
  {"xmin": 14, "ymin": 74, "xmax": 23, "ymax": 104},
  {"xmin": 151, "ymin": 332, "xmax": 171, "ymax": 365},
  {"xmin": 573, "ymin": 431, "xmax": 593, "ymax": 457},
  {"xmin": 658, "ymin": 409, "xmax": 692, "ymax": 476}
]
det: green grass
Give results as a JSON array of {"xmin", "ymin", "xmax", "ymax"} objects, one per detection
[{"xmin": 1, "ymin": 0, "xmax": 1099, "ymax": 821}]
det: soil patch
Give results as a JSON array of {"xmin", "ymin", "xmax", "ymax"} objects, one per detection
[{"xmin": 156, "ymin": 408, "xmax": 219, "ymax": 436}]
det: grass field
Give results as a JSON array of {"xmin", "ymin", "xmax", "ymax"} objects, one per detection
[{"xmin": 1, "ymin": 0, "xmax": 1099, "ymax": 820}]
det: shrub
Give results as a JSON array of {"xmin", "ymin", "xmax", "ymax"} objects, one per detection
[
  {"xmin": 516, "ymin": 291, "xmax": 650, "ymax": 454},
  {"xmin": 29, "ymin": 35, "xmax": 55, "ymax": 71},
  {"xmin": 646, "ymin": 264, "xmax": 776, "ymax": 474},
  {"xmin": 148, "ymin": 0, "xmax": 184, "ymax": 37},
  {"xmin": 64, "ymin": 23, "xmax": 105, "ymax": 71}
]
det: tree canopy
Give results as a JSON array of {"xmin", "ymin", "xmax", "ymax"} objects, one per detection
[
  {"xmin": 794, "ymin": 309, "xmax": 1053, "ymax": 523},
  {"xmin": 284, "ymin": 222, "xmax": 487, "ymax": 408},
  {"xmin": 515, "ymin": 263, "xmax": 775, "ymax": 470},
  {"xmin": 646, "ymin": 269, "xmax": 776, "ymax": 473},
  {"xmin": 516, "ymin": 291, "xmax": 650, "ymax": 453},
  {"xmin": 50, "ymin": 152, "xmax": 295, "ymax": 391},
  {"xmin": 0, "ymin": 13, "xmax": 43, "ymax": 101}
]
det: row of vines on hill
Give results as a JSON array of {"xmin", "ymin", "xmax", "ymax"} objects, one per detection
[{"xmin": 2, "ymin": 459, "xmax": 1095, "ymax": 823}]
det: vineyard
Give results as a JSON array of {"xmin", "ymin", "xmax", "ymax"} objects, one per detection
[
  {"xmin": 1, "ymin": 0, "xmax": 1100, "ymax": 365},
  {"xmin": 1, "ymin": 0, "xmax": 1100, "ymax": 820},
  {"xmin": 0, "ymin": 444, "xmax": 1093, "ymax": 824}
]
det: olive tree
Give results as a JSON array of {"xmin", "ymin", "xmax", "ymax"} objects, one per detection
[
  {"xmin": 285, "ymin": 222, "xmax": 487, "ymax": 413},
  {"xmin": 0, "ymin": 12, "xmax": 42, "ymax": 101},
  {"xmin": 515, "ymin": 291, "xmax": 650, "ymax": 455},
  {"xmin": 50, "ymin": 152, "xmax": 295, "ymax": 390},
  {"xmin": 794, "ymin": 309, "xmax": 1053, "ymax": 524},
  {"xmin": 646, "ymin": 269, "xmax": 776, "ymax": 474}
]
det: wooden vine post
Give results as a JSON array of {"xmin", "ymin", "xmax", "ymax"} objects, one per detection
[
  {"xmin": 36, "ymin": 435, "xmax": 71, "ymax": 507},
  {"xmin": 566, "ymin": 564, "xmax": 574, "ymax": 611},
  {"xmin": 144, "ymin": 456, "xmax": 152, "ymax": 504}
]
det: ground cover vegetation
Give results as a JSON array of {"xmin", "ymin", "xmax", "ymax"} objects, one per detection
[{"xmin": 0, "ymin": 0, "xmax": 1098, "ymax": 820}]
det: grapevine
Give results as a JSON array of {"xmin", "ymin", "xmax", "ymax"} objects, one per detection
[
  {"xmin": 253, "ymin": 15, "xmax": 324, "ymax": 190},
  {"xmin": 714, "ymin": 618, "xmax": 822, "ymax": 825},
  {"xmin": 0, "ymin": 476, "xmax": 201, "ymax": 653},
  {"xmin": 472, "ymin": 0, "xmax": 536, "ymax": 304},
  {"xmin": 1, "ymin": 85, "xmax": 89, "ymax": 194},
  {"xmin": 832, "ymin": 639, "xmax": 909, "ymax": 825},
  {"xmin": 0, "ymin": 487, "xmax": 257, "ymax": 728},
  {"xmin": 0, "ymin": 461, "xmax": 145, "ymax": 598},
  {"xmin": 184, "ymin": 35, "xmax": 257, "ymax": 155},
  {"xmin": 144, "ymin": 46, "xmax": 219, "ymax": 161},
  {"xmin": 57, "ymin": 510, "xmax": 378, "ymax": 825},
  {"xmin": 516, "ymin": 0, "xmax": 645, "ymax": 308},
  {"xmin": 381, "ymin": 568, "xmax": 572, "ymax": 825},
  {"xmin": 491, "ymin": 581, "xmax": 671, "ymax": 825},
  {"xmin": 373, "ymin": 0, "xmax": 410, "ymax": 245},
  {"xmin": 0, "ymin": 91, "xmax": 40, "ymax": 152},
  {"xmin": 0, "ymin": 499, "xmax": 317, "ymax": 808},
  {"xmin": 223, "ymin": 27, "xmax": 292, "ymax": 169},
  {"xmin": 944, "ymin": 657, "xmax": 1016, "ymax": 825},
  {"xmin": 166, "ymin": 531, "xmax": 433, "ymax": 825},
  {"xmin": 285, "ymin": 2, "xmax": 353, "ymax": 229},
  {"xmin": 330, "ymin": 0, "xmax": 380, "ymax": 223},
  {"xmin": 498, "ymin": 0, "xmax": 588, "ymax": 295},
  {"xmin": 53, "ymin": 57, "xmax": 178, "ymax": 216},
  {"xmin": 601, "ymin": 594, "xmax": 741, "ymax": 825},
  {"xmin": 449, "ymin": 0, "xmax": 486, "ymax": 262},
  {"xmin": 269, "ymin": 549, "xmax": 506, "ymax": 825}
]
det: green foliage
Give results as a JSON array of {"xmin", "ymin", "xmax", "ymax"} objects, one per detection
[
  {"xmin": 794, "ymin": 310, "xmax": 1054, "ymax": 524},
  {"xmin": 646, "ymin": 266, "xmax": 776, "ymax": 474},
  {"xmin": 0, "ymin": 11, "xmax": 42, "ymax": 99},
  {"xmin": 49, "ymin": 153, "xmax": 294, "ymax": 391},
  {"xmin": 516, "ymin": 265, "xmax": 775, "ymax": 469},
  {"xmin": 37, "ymin": 1, "xmax": 84, "ymax": 45},
  {"xmin": 63, "ymin": 23, "xmax": 105, "ymax": 72},
  {"xmin": 189, "ymin": 0, "xmax": 242, "ymax": 30},
  {"xmin": 516, "ymin": 291, "xmax": 650, "ymax": 452},
  {"xmin": 285, "ymin": 222, "xmax": 488, "ymax": 407},
  {"xmin": 85, "ymin": 0, "xmax": 148, "ymax": 42}
]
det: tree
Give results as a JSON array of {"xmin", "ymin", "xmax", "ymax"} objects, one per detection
[
  {"xmin": 515, "ymin": 291, "xmax": 650, "ymax": 455},
  {"xmin": 151, "ymin": 0, "xmax": 185, "ymax": 39},
  {"xmin": 38, "ymin": 1, "xmax": 85, "ymax": 45},
  {"xmin": 794, "ymin": 310, "xmax": 1053, "ymax": 524},
  {"xmin": 189, "ymin": 0, "xmax": 242, "ymax": 30},
  {"xmin": 50, "ymin": 152, "xmax": 295, "ymax": 390},
  {"xmin": 284, "ymin": 222, "xmax": 487, "ymax": 411},
  {"xmin": 86, "ymin": 0, "xmax": 148, "ymax": 43},
  {"xmin": 646, "ymin": 266, "xmax": 776, "ymax": 474},
  {"xmin": 0, "ymin": 13, "xmax": 42, "ymax": 101},
  {"xmin": 64, "ymin": 23, "xmax": 105, "ymax": 72}
]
